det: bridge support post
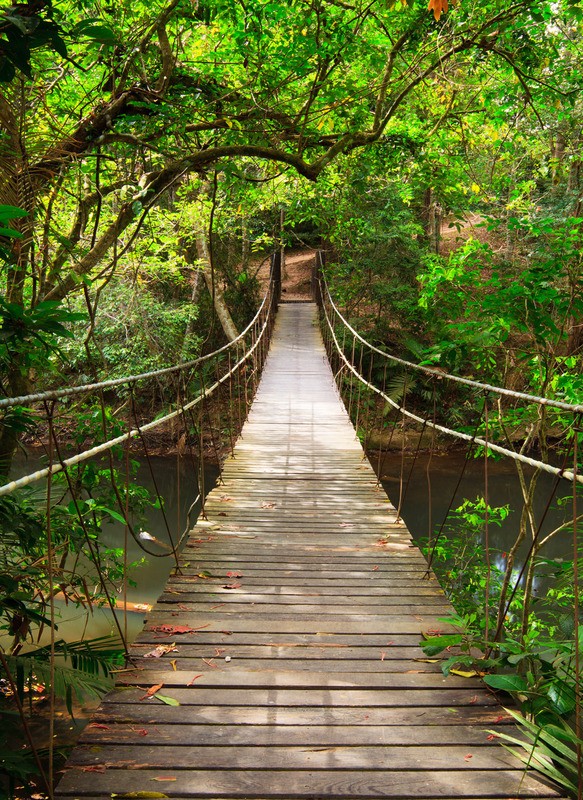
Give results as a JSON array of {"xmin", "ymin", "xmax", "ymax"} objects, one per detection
[
  {"xmin": 313, "ymin": 249, "xmax": 324, "ymax": 308},
  {"xmin": 271, "ymin": 250, "xmax": 282, "ymax": 309}
]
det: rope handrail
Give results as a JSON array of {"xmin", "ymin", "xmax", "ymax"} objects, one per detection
[
  {"xmin": 319, "ymin": 262, "xmax": 583, "ymax": 415},
  {"xmin": 0, "ymin": 290, "xmax": 274, "ymax": 498},
  {"xmin": 320, "ymin": 287, "xmax": 583, "ymax": 486},
  {"xmin": 0, "ymin": 271, "xmax": 275, "ymax": 411}
]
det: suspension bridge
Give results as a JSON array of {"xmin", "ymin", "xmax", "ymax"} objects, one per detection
[{"xmin": 1, "ymin": 254, "xmax": 579, "ymax": 799}]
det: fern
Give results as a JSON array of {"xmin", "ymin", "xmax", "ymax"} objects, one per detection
[
  {"xmin": 5, "ymin": 635, "xmax": 123, "ymax": 715},
  {"xmin": 488, "ymin": 708, "xmax": 583, "ymax": 797}
]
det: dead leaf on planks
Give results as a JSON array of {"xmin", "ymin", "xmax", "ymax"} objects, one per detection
[
  {"xmin": 140, "ymin": 683, "xmax": 164, "ymax": 699},
  {"xmin": 149, "ymin": 624, "xmax": 209, "ymax": 636},
  {"xmin": 143, "ymin": 643, "xmax": 177, "ymax": 659}
]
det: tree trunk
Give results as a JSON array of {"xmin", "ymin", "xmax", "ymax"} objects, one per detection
[{"xmin": 194, "ymin": 220, "xmax": 239, "ymax": 342}]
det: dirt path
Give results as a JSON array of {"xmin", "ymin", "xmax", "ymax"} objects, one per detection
[{"xmin": 257, "ymin": 249, "xmax": 316, "ymax": 301}]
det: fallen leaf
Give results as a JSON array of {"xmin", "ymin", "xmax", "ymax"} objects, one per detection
[
  {"xmin": 154, "ymin": 693, "xmax": 180, "ymax": 706},
  {"xmin": 219, "ymin": 495, "xmax": 234, "ymax": 501},
  {"xmin": 464, "ymin": 754, "xmax": 473, "ymax": 761},
  {"xmin": 140, "ymin": 683, "xmax": 164, "ymax": 700},
  {"xmin": 170, "ymin": 660, "xmax": 177, "ymax": 671},
  {"xmin": 187, "ymin": 674, "xmax": 204, "ymax": 685},
  {"xmin": 178, "ymin": 604, "xmax": 192, "ymax": 611},
  {"xmin": 88, "ymin": 723, "xmax": 110, "ymax": 730},
  {"xmin": 468, "ymin": 695, "xmax": 479, "ymax": 704},
  {"xmin": 414, "ymin": 658, "xmax": 441, "ymax": 663},
  {"xmin": 450, "ymin": 668, "xmax": 482, "ymax": 678},
  {"xmin": 151, "ymin": 778, "xmax": 177, "ymax": 782},
  {"xmin": 380, "ymin": 651, "xmax": 386, "ymax": 661},
  {"xmin": 260, "ymin": 501, "xmax": 276, "ymax": 508},
  {"xmin": 81, "ymin": 765, "xmax": 106, "ymax": 773},
  {"xmin": 143, "ymin": 643, "xmax": 177, "ymax": 659},
  {"xmin": 487, "ymin": 734, "xmax": 499, "ymax": 741},
  {"xmin": 150, "ymin": 624, "xmax": 208, "ymax": 635},
  {"xmin": 202, "ymin": 658, "xmax": 218, "ymax": 668},
  {"xmin": 226, "ymin": 571, "xmax": 242, "ymax": 578},
  {"xmin": 134, "ymin": 729, "xmax": 149, "ymax": 736},
  {"xmin": 215, "ymin": 648, "xmax": 226, "ymax": 657},
  {"xmin": 223, "ymin": 583, "xmax": 241, "ymax": 590},
  {"xmin": 372, "ymin": 565, "xmax": 379, "ymax": 571},
  {"xmin": 221, "ymin": 630, "xmax": 233, "ymax": 635},
  {"xmin": 111, "ymin": 793, "xmax": 169, "ymax": 798}
]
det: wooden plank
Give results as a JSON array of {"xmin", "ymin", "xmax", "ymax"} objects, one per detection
[
  {"xmin": 78, "ymin": 722, "xmax": 515, "ymax": 746},
  {"xmin": 104, "ymin": 689, "xmax": 494, "ymax": 708},
  {"xmin": 68, "ymin": 743, "xmax": 521, "ymax": 771},
  {"xmin": 89, "ymin": 704, "xmax": 512, "ymax": 727},
  {"xmin": 109, "ymin": 668, "xmax": 486, "ymax": 691},
  {"xmin": 55, "ymin": 768, "xmax": 560, "ymax": 798}
]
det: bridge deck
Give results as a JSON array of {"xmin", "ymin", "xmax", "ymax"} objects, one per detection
[{"xmin": 57, "ymin": 303, "xmax": 561, "ymax": 799}]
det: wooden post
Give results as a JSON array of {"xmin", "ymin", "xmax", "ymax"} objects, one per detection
[
  {"xmin": 271, "ymin": 250, "xmax": 282, "ymax": 309},
  {"xmin": 312, "ymin": 249, "xmax": 324, "ymax": 308}
]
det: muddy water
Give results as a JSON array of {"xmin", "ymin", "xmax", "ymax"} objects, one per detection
[
  {"xmin": 380, "ymin": 451, "xmax": 577, "ymax": 564},
  {"xmin": 10, "ymin": 451, "xmax": 218, "ymax": 644}
]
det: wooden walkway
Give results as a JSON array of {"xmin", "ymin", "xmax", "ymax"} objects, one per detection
[{"xmin": 57, "ymin": 304, "xmax": 562, "ymax": 799}]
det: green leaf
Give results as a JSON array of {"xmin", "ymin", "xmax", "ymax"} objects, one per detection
[
  {"xmin": 101, "ymin": 507, "xmax": 128, "ymax": 525},
  {"xmin": 483, "ymin": 673, "xmax": 530, "ymax": 693},
  {"xmin": 79, "ymin": 24, "xmax": 117, "ymax": 44},
  {"xmin": 154, "ymin": 693, "xmax": 180, "ymax": 706},
  {"xmin": 0, "ymin": 205, "xmax": 28, "ymax": 221},
  {"xmin": 421, "ymin": 633, "xmax": 462, "ymax": 657},
  {"xmin": 0, "ymin": 227, "xmax": 22, "ymax": 238}
]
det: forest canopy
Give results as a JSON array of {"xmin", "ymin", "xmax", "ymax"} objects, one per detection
[{"xmin": 0, "ymin": 0, "xmax": 582, "ymax": 443}]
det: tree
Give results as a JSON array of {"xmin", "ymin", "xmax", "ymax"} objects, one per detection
[{"xmin": 0, "ymin": 0, "xmax": 576, "ymax": 470}]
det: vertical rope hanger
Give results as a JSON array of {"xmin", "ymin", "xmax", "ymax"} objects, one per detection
[
  {"xmin": 483, "ymin": 394, "xmax": 491, "ymax": 646},
  {"xmin": 573, "ymin": 425, "xmax": 582, "ymax": 800}
]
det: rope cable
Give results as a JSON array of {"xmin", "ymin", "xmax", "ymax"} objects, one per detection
[
  {"xmin": 0, "ymin": 279, "xmax": 272, "ymax": 410},
  {"xmin": 321, "ymin": 273, "xmax": 583, "ymax": 414},
  {"xmin": 0, "ymin": 300, "xmax": 273, "ymax": 498},
  {"xmin": 320, "ymin": 285, "xmax": 583, "ymax": 486}
]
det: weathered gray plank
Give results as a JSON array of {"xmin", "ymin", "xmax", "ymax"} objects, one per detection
[{"xmin": 55, "ymin": 768, "xmax": 560, "ymax": 798}]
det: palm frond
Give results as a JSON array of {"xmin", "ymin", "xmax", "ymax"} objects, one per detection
[{"xmin": 487, "ymin": 708, "xmax": 583, "ymax": 796}]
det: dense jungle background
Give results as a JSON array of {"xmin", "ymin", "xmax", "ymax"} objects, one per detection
[{"xmin": 1, "ymin": 0, "xmax": 582, "ymax": 797}]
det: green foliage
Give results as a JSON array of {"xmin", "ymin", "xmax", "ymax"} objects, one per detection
[
  {"xmin": 0, "ymin": 1, "xmax": 67, "ymax": 83},
  {"xmin": 488, "ymin": 709, "xmax": 583, "ymax": 797}
]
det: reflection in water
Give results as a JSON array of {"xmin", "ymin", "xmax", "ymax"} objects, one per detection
[{"xmin": 380, "ymin": 451, "xmax": 577, "ymax": 562}]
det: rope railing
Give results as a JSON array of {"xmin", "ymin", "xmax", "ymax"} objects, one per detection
[
  {"xmin": 0, "ymin": 267, "xmax": 275, "ymax": 411},
  {"xmin": 321, "ymin": 297, "xmax": 582, "ymax": 485},
  {"xmin": 316, "ymin": 255, "xmax": 582, "ymax": 486},
  {"xmin": 317, "ymin": 253, "xmax": 583, "ymax": 415},
  {"xmin": 0, "ymin": 308, "xmax": 273, "ymax": 498}
]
